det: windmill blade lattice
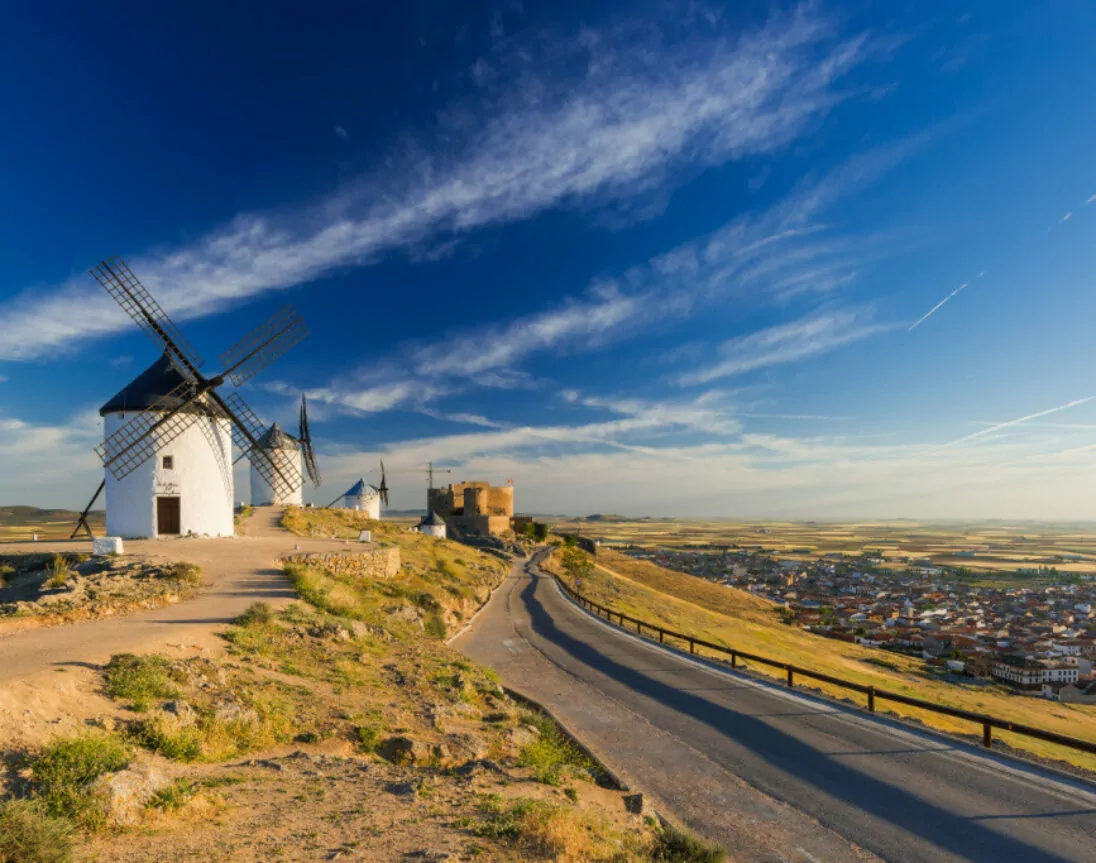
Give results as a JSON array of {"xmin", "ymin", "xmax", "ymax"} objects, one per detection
[
  {"xmin": 218, "ymin": 391, "xmax": 303, "ymax": 500},
  {"xmin": 91, "ymin": 256, "xmax": 309, "ymax": 502},
  {"xmin": 298, "ymin": 394, "xmax": 321, "ymax": 487},
  {"xmin": 90, "ymin": 257, "xmax": 204, "ymax": 375},
  {"xmin": 218, "ymin": 306, "xmax": 309, "ymax": 388},
  {"xmin": 96, "ymin": 380, "xmax": 206, "ymax": 479}
]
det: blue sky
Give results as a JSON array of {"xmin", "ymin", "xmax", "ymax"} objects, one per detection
[{"xmin": 3, "ymin": 1, "xmax": 1096, "ymax": 519}]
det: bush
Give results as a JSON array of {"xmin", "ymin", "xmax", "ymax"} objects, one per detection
[
  {"xmin": 147, "ymin": 779, "xmax": 196, "ymax": 812},
  {"xmin": 0, "ymin": 799, "xmax": 73, "ymax": 863},
  {"xmin": 164, "ymin": 562, "xmax": 202, "ymax": 586},
  {"xmin": 103, "ymin": 654, "xmax": 179, "ymax": 711},
  {"xmin": 424, "ymin": 612, "xmax": 447, "ymax": 640},
  {"xmin": 234, "ymin": 602, "xmax": 274, "ymax": 627},
  {"xmin": 354, "ymin": 724, "xmax": 382, "ymax": 753},
  {"xmin": 516, "ymin": 711, "xmax": 600, "ymax": 786},
  {"xmin": 31, "ymin": 733, "xmax": 131, "ymax": 825},
  {"xmin": 128, "ymin": 717, "xmax": 203, "ymax": 762},
  {"xmin": 45, "ymin": 555, "xmax": 72, "ymax": 589},
  {"xmin": 650, "ymin": 822, "xmax": 726, "ymax": 862}
]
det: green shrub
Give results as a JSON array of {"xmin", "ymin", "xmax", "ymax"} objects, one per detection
[
  {"xmin": 31, "ymin": 733, "xmax": 131, "ymax": 825},
  {"xmin": 650, "ymin": 822, "xmax": 726, "ymax": 862},
  {"xmin": 147, "ymin": 779, "xmax": 196, "ymax": 812},
  {"xmin": 44, "ymin": 555, "xmax": 72, "ymax": 589},
  {"xmin": 164, "ymin": 562, "xmax": 202, "ymax": 586},
  {"xmin": 127, "ymin": 717, "xmax": 202, "ymax": 762},
  {"xmin": 354, "ymin": 724, "xmax": 382, "ymax": 753},
  {"xmin": 424, "ymin": 612, "xmax": 447, "ymax": 640},
  {"xmin": 234, "ymin": 601, "xmax": 274, "ymax": 627},
  {"xmin": 0, "ymin": 799, "xmax": 73, "ymax": 863},
  {"xmin": 103, "ymin": 654, "xmax": 179, "ymax": 711},
  {"xmin": 516, "ymin": 711, "xmax": 599, "ymax": 786}
]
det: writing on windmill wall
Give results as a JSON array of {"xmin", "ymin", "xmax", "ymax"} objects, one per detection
[{"xmin": 283, "ymin": 547, "xmax": 401, "ymax": 580}]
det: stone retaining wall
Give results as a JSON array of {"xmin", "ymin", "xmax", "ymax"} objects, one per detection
[{"xmin": 284, "ymin": 546, "xmax": 400, "ymax": 580}]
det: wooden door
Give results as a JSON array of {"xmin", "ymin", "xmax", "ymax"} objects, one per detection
[{"xmin": 156, "ymin": 496, "xmax": 181, "ymax": 535}]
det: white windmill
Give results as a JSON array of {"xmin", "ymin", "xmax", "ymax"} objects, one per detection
[
  {"xmin": 326, "ymin": 461, "xmax": 389, "ymax": 519},
  {"xmin": 250, "ymin": 395, "xmax": 322, "ymax": 506},
  {"xmin": 87, "ymin": 257, "xmax": 308, "ymax": 539}
]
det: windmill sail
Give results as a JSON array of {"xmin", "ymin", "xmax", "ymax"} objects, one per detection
[
  {"xmin": 90, "ymin": 257, "xmax": 204, "ymax": 375},
  {"xmin": 298, "ymin": 394, "xmax": 322, "ymax": 487}
]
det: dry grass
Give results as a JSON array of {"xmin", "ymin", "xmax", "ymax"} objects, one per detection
[
  {"xmin": 550, "ymin": 548, "xmax": 1096, "ymax": 773},
  {"xmin": 44, "ymin": 555, "xmax": 72, "ymax": 589}
]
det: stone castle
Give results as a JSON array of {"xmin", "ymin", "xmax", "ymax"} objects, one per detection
[{"xmin": 427, "ymin": 480, "xmax": 515, "ymax": 537}]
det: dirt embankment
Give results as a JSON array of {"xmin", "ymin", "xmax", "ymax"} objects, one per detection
[
  {"xmin": 1, "ymin": 513, "xmax": 712, "ymax": 862},
  {"xmin": 0, "ymin": 553, "xmax": 201, "ymax": 637}
]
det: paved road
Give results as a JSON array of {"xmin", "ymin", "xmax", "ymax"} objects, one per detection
[{"xmin": 455, "ymin": 554, "xmax": 1096, "ymax": 862}]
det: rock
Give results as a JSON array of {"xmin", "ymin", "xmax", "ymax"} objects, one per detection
[
  {"xmin": 448, "ymin": 733, "xmax": 491, "ymax": 761},
  {"xmin": 87, "ymin": 762, "xmax": 171, "ymax": 826},
  {"xmin": 308, "ymin": 622, "xmax": 351, "ymax": 641},
  {"xmin": 505, "ymin": 725, "xmax": 540, "ymax": 749},
  {"xmin": 163, "ymin": 701, "xmax": 196, "ymax": 725},
  {"xmin": 377, "ymin": 736, "xmax": 447, "ymax": 767},
  {"xmin": 386, "ymin": 605, "xmax": 425, "ymax": 630},
  {"xmin": 623, "ymin": 793, "xmax": 649, "ymax": 816}
]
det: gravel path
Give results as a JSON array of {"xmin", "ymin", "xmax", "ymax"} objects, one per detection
[{"xmin": 0, "ymin": 507, "xmax": 347, "ymax": 682}]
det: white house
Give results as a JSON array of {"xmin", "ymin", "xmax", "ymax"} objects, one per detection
[
  {"xmin": 250, "ymin": 422, "xmax": 303, "ymax": 506},
  {"xmin": 337, "ymin": 478, "xmax": 381, "ymax": 519},
  {"xmin": 418, "ymin": 510, "xmax": 447, "ymax": 539},
  {"xmin": 100, "ymin": 354, "xmax": 234, "ymax": 539}
]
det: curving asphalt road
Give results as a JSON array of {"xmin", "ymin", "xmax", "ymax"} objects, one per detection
[{"xmin": 454, "ymin": 554, "xmax": 1096, "ymax": 862}]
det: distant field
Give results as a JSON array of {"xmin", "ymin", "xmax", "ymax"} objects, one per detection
[
  {"xmin": 547, "ymin": 547, "xmax": 1096, "ymax": 773},
  {"xmin": 552, "ymin": 517, "xmax": 1096, "ymax": 575},
  {"xmin": 0, "ymin": 506, "xmax": 103, "ymax": 542}
]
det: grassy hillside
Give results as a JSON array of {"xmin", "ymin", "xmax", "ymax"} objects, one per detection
[
  {"xmin": 2, "ymin": 509, "xmax": 719, "ymax": 862},
  {"xmin": 549, "ymin": 548, "xmax": 1096, "ymax": 774}
]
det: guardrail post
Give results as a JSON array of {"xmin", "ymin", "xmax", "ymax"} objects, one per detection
[
  {"xmin": 730, "ymin": 652, "xmax": 737, "ymax": 669},
  {"xmin": 983, "ymin": 722, "xmax": 993, "ymax": 748},
  {"xmin": 659, "ymin": 629, "xmax": 664, "ymax": 644},
  {"xmin": 867, "ymin": 687, "xmax": 875, "ymax": 712},
  {"xmin": 787, "ymin": 668, "xmax": 794, "ymax": 687},
  {"xmin": 636, "ymin": 619, "xmax": 642, "ymax": 634},
  {"xmin": 689, "ymin": 639, "xmax": 695, "ymax": 655}
]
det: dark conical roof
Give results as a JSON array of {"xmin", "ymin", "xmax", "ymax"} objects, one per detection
[
  {"xmin": 99, "ymin": 353, "xmax": 203, "ymax": 416},
  {"xmin": 257, "ymin": 422, "xmax": 300, "ymax": 451},
  {"xmin": 419, "ymin": 510, "xmax": 446, "ymax": 527}
]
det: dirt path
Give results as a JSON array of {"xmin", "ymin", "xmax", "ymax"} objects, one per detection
[{"xmin": 0, "ymin": 508, "xmax": 350, "ymax": 745}]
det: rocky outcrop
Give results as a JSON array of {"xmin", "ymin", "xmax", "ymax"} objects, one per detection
[{"xmin": 283, "ymin": 547, "xmax": 400, "ymax": 580}]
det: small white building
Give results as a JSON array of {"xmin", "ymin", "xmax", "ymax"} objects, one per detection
[
  {"xmin": 250, "ymin": 422, "xmax": 303, "ymax": 506},
  {"xmin": 100, "ymin": 354, "xmax": 234, "ymax": 539},
  {"xmin": 418, "ymin": 510, "xmax": 447, "ymax": 539},
  {"xmin": 337, "ymin": 478, "xmax": 381, "ymax": 519}
]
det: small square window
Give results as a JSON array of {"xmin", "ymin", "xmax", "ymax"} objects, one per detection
[{"xmin": 162, "ymin": 456, "xmax": 174, "ymax": 470}]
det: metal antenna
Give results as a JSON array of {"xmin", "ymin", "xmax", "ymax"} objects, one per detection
[{"xmin": 92, "ymin": 257, "xmax": 307, "ymax": 501}]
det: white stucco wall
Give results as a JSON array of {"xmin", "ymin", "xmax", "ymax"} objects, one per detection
[
  {"xmin": 342, "ymin": 492, "xmax": 380, "ymax": 519},
  {"xmin": 104, "ymin": 411, "xmax": 234, "ymax": 539},
  {"xmin": 250, "ymin": 447, "xmax": 303, "ymax": 506},
  {"xmin": 421, "ymin": 523, "xmax": 446, "ymax": 539}
]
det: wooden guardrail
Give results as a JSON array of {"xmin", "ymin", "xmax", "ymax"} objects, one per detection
[{"xmin": 547, "ymin": 566, "xmax": 1096, "ymax": 757}]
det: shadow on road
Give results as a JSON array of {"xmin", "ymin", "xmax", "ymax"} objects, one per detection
[{"xmin": 520, "ymin": 572, "xmax": 1084, "ymax": 863}]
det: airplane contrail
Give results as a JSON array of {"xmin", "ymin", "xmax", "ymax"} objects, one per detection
[
  {"xmin": 928, "ymin": 395, "xmax": 1096, "ymax": 454},
  {"xmin": 909, "ymin": 271, "xmax": 985, "ymax": 331}
]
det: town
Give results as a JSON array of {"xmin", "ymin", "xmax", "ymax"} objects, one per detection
[{"xmin": 622, "ymin": 545, "xmax": 1096, "ymax": 704}]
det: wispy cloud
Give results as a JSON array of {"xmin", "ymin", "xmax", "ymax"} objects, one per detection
[
  {"xmin": 1086, "ymin": 193, "xmax": 1096, "ymax": 206},
  {"xmin": 677, "ymin": 308, "xmax": 891, "ymax": 386},
  {"xmin": 928, "ymin": 395, "xmax": 1096, "ymax": 453},
  {"xmin": 1059, "ymin": 211, "xmax": 1073, "ymax": 223},
  {"xmin": 908, "ymin": 270, "xmax": 984, "ymax": 331},
  {"xmin": 0, "ymin": 5, "xmax": 871, "ymax": 362}
]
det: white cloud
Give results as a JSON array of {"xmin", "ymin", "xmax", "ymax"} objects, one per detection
[
  {"xmin": 334, "ymin": 126, "xmax": 350, "ymax": 141},
  {"xmin": 927, "ymin": 395, "xmax": 1096, "ymax": 453},
  {"xmin": 0, "ymin": 5, "xmax": 870, "ymax": 362},
  {"xmin": 677, "ymin": 308, "xmax": 890, "ymax": 385},
  {"xmin": 1087, "ymin": 193, "xmax": 1096, "ymax": 206},
  {"xmin": 1059, "ymin": 212, "xmax": 1072, "ymax": 223}
]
